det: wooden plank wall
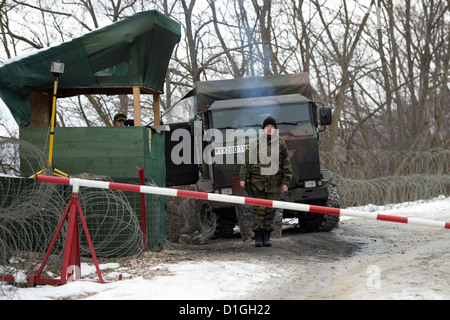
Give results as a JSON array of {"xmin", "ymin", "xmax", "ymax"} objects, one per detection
[{"xmin": 19, "ymin": 126, "xmax": 165, "ymax": 182}]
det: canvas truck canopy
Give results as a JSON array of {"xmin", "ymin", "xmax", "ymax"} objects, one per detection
[
  {"xmin": 0, "ymin": 10, "xmax": 181, "ymax": 127},
  {"xmin": 183, "ymin": 73, "xmax": 313, "ymax": 113}
]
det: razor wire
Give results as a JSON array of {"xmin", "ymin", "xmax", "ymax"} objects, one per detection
[
  {"xmin": 0, "ymin": 137, "xmax": 144, "ymax": 285},
  {"xmin": 73, "ymin": 173, "xmax": 144, "ymax": 258},
  {"xmin": 334, "ymin": 174, "xmax": 450, "ymax": 208},
  {"xmin": 321, "ymin": 148, "xmax": 449, "ymax": 179},
  {"xmin": 321, "ymin": 149, "xmax": 449, "ymax": 208},
  {"xmin": 1, "ymin": 137, "xmax": 65, "ymax": 284}
]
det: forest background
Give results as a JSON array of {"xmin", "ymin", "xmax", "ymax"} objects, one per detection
[{"xmin": 0, "ymin": 0, "xmax": 448, "ymax": 154}]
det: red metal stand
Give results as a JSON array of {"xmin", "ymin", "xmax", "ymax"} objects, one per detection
[{"xmin": 27, "ymin": 186, "xmax": 105, "ymax": 286}]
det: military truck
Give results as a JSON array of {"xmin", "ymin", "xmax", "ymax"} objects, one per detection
[{"xmin": 166, "ymin": 73, "xmax": 340, "ymax": 238}]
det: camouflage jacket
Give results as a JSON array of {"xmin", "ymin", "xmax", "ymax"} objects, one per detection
[{"xmin": 239, "ymin": 133, "xmax": 292, "ymax": 193}]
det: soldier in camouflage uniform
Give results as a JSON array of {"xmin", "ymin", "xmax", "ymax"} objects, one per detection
[{"xmin": 239, "ymin": 116, "xmax": 292, "ymax": 247}]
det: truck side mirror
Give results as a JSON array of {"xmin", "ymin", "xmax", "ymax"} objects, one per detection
[{"xmin": 320, "ymin": 106, "xmax": 332, "ymax": 126}]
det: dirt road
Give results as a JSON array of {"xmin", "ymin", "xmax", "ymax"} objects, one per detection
[{"xmin": 138, "ymin": 217, "xmax": 450, "ymax": 300}]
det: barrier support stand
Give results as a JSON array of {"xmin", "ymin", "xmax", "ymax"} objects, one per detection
[{"xmin": 28, "ymin": 180, "xmax": 104, "ymax": 286}]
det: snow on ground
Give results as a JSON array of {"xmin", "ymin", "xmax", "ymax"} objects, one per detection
[
  {"xmin": 1, "ymin": 196, "xmax": 449, "ymax": 300},
  {"xmin": 2, "ymin": 261, "xmax": 275, "ymax": 300}
]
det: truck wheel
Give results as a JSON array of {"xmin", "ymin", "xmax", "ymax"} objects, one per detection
[
  {"xmin": 195, "ymin": 200, "xmax": 217, "ymax": 236},
  {"xmin": 299, "ymin": 183, "xmax": 340, "ymax": 232}
]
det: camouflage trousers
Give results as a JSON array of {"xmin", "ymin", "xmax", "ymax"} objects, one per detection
[{"xmin": 251, "ymin": 189, "xmax": 281, "ymax": 231}]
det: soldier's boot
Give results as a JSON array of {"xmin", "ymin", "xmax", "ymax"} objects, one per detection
[
  {"xmin": 262, "ymin": 230, "xmax": 272, "ymax": 247},
  {"xmin": 254, "ymin": 230, "xmax": 263, "ymax": 247}
]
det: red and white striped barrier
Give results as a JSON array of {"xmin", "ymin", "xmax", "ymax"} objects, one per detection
[{"xmin": 37, "ymin": 175, "xmax": 450, "ymax": 230}]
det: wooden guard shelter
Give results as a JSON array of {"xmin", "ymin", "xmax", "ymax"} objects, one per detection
[
  {"xmin": 0, "ymin": 11, "xmax": 181, "ymax": 252},
  {"xmin": 0, "ymin": 10, "xmax": 181, "ymax": 128}
]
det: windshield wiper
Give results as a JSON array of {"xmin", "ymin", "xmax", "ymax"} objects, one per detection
[
  {"xmin": 240, "ymin": 124, "xmax": 261, "ymax": 128},
  {"xmin": 278, "ymin": 121, "xmax": 307, "ymax": 126}
]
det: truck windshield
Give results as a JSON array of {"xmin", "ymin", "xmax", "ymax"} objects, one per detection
[{"xmin": 211, "ymin": 103, "xmax": 311, "ymax": 129}]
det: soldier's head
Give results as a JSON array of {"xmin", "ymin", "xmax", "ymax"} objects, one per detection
[
  {"xmin": 262, "ymin": 116, "xmax": 277, "ymax": 135},
  {"xmin": 113, "ymin": 113, "xmax": 126, "ymax": 127}
]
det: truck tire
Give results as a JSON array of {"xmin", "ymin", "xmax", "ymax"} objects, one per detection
[
  {"xmin": 299, "ymin": 183, "xmax": 340, "ymax": 232},
  {"xmin": 195, "ymin": 200, "xmax": 217, "ymax": 236}
]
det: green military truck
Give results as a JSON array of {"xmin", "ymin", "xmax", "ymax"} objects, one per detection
[{"xmin": 166, "ymin": 73, "xmax": 340, "ymax": 238}]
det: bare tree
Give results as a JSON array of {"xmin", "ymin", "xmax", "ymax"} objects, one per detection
[
  {"xmin": 364, "ymin": 0, "xmax": 449, "ymax": 150},
  {"xmin": 0, "ymin": 0, "xmax": 448, "ymax": 151}
]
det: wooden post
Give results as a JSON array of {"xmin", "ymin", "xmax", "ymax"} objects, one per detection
[
  {"xmin": 29, "ymin": 90, "xmax": 52, "ymax": 127},
  {"xmin": 133, "ymin": 86, "xmax": 141, "ymax": 126},
  {"xmin": 153, "ymin": 93, "xmax": 160, "ymax": 126}
]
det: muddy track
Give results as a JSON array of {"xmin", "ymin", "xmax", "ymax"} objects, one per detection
[{"xmin": 130, "ymin": 217, "xmax": 450, "ymax": 299}]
